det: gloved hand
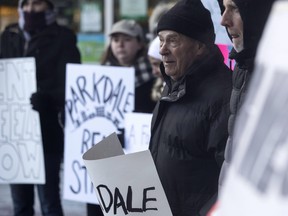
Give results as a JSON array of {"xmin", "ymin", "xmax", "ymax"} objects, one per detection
[{"xmin": 30, "ymin": 92, "xmax": 55, "ymax": 112}]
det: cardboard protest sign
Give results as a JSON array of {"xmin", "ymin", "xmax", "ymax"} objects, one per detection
[
  {"xmin": 217, "ymin": 2, "xmax": 288, "ymax": 215},
  {"xmin": 83, "ymin": 133, "xmax": 173, "ymax": 216},
  {"xmin": 0, "ymin": 57, "xmax": 45, "ymax": 184},
  {"xmin": 124, "ymin": 112, "xmax": 152, "ymax": 154},
  {"xmin": 63, "ymin": 64, "xmax": 134, "ymax": 203}
]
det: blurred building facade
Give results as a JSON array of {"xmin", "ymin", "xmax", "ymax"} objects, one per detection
[
  {"xmin": 1, "ymin": 0, "xmax": 231, "ymax": 65},
  {"xmin": 0, "ymin": 0, "xmax": 176, "ymax": 63}
]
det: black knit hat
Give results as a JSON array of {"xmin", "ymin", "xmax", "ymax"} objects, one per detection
[{"xmin": 157, "ymin": 0, "xmax": 215, "ymax": 45}]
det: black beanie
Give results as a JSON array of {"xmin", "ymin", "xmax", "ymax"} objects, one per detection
[{"xmin": 157, "ymin": 0, "xmax": 215, "ymax": 45}]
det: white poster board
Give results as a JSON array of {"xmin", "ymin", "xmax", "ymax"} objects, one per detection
[
  {"xmin": 83, "ymin": 133, "xmax": 173, "ymax": 216},
  {"xmin": 0, "ymin": 57, "xmax": 45, "ymax": 184},
  {"xmin": 63, "ymin": 64, "xmax": 134, "ymax": 203},
  {"xmin": 217, "ymin": 2, "xmax": 288, "ymax": 215},
  {"xmin": 124, "ymin": 112, "xmax": 152, "ymax": 154}
]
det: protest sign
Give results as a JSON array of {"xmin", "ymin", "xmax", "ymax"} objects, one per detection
[
  {"xmin": 83, "ymin": 132, "xmax": 173, "ymax": 216},
  {"xmin": 63, "ymin": 64, "xmax": 134, "ymax": 203},
  {"xmin": 0, "ymin": 57, "xmax": 44, "ymax": 184},
  {"xmin": 124, "ymin": 112, "xmax": 152, "ymax": 154},
  {"xmin": 217, "ymin": 2, "xmax": 288, "ymax": 215}
]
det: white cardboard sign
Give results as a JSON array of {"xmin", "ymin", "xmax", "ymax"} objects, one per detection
[
  {"xmin": 63, "ymin": 64, "xmax": 135, "ymax": 203},
  {"xmin": 0, "ymin": 57, "xmax": 44, "ymax": 184},
  {"xmin": 124, "ymin": 112, "xmax": 152, "ymax": 154},
  {"xmin": 83, "ymin": 133, "xmax": 173, "ymax": 216}
]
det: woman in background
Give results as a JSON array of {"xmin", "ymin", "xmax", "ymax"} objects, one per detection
[{"xmin": 101, "ymin": 19, "xmax": 156, "ymax": 113}]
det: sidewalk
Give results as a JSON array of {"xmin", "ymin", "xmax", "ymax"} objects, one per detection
[{"xmin": 0, "ymin": 172, "xmax": 87, "ymax": 216}]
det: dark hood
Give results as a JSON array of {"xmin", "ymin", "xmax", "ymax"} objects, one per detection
[
  {"xmin": 234, "ymin": 0, "xmax": 274, "ymax": 58},
  {"xmin": 217, "ymin": 0, "xmax": 275, "ymax": 59}
]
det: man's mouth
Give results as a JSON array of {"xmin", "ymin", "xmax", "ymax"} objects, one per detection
[
  {"xmin": 230, "ymin": 33, "xmax": 240, "ymax": 39},
  {"xmin": 164, "ymin": 61, "xmax": 174, "ymax": 66},
  {"xmin": 163, "ymin": 60, "xmax": 174, "ymax": 63}
]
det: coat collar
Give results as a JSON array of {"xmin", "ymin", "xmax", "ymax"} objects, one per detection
[{"xmin": 229, "ymin": 48, "xmax": 255, "ymax": 71}]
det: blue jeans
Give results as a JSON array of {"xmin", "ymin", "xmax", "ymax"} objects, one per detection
[{"xmin": 10, "ymin": 153, "xmax": 63, "ymax": 216}]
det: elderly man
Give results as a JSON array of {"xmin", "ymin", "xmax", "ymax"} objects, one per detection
[
  {"xmin": 148, "ymin": 0, "xmax": 232, "ymax": 215},
  {"xmin": 218, "ymin": 0, "xmax": 275, "ymax": 188}
]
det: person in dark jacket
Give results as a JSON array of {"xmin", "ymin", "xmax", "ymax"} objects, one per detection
[
  {"xmin": 217, "ymin": 0, "xmax": 275, "ymax": 189},
  {"xmin": 148, "ymin": 0, "xmax": 232, "ymax": 215},
  {"xmin": 0, "ymin": 0, "xmax": 81, "ymax": 215}
]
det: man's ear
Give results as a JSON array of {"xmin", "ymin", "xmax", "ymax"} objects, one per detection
[{"xmin": 196, "ymin": 42, "xmax": 208, "ymax": 57}]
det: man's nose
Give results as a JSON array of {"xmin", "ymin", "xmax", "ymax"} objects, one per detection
[
  {"xmin": 220, "ymin": 11, "xmax": 231, "ymax": 27},
  {"xmin": 159, "ymin": 42, "xmax": 168, "ymax": 56}
]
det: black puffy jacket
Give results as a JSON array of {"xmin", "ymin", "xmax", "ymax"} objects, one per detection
[{"xmin": 149, "ymin": 46, "xmax": 232, "ymax": 215}]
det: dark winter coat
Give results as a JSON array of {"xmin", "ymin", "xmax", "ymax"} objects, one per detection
[
  {"xmin": 218, "ymin": 0, "xmax": 275, "ymax": 187},
  {"xmin": 149, "ymin": 46, "xmax": 232, "ymax": 216},
  {"xmin": 218, "ymin": 49, "xmax": 254, "ymax": 186},
  {"xmin": 0, "ymin": 22, "xmax": 81, "ymax": 154}
]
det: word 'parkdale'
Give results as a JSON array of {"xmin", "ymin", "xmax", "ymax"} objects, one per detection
[{"xmin": 65, "ymin": 75, "xmax": 134, "ymax": 123}]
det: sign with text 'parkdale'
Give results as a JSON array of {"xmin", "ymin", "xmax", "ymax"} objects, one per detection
[{"xmin": 63, "ymin": 64, "xmax": 135, "ymax": 203}]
